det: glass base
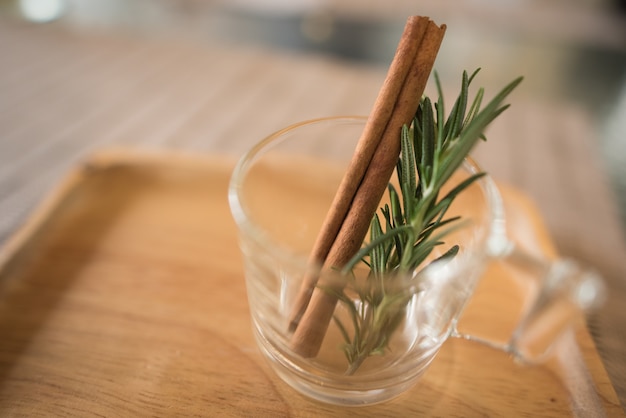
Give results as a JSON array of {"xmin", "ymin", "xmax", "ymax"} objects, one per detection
[
  {"xmin": 253, "ymin": 328, "xmax": 435, "ymax": 406},
  {"xmin": 272, "ymin": 366, "xmax": 418, "ymax": 406}
]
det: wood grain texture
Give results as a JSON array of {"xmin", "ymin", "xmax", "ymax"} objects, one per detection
[
  {"xmin": 0, "ymin": 150, "xmax": 622, "ymax": 417},
  {"xmin": 0, "ymin": 20, "xmax": 624, "ymax": 405}
]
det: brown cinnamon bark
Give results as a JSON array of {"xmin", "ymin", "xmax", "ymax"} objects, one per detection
[
  {"xmin": 288, "ymin": 16, "xmax": 430, "ymax": 332},
  {"xmin": 290, "ymin": 17, "xmax": 446, "ymax": 358}
]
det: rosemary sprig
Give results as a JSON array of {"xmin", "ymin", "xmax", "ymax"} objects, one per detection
[{"xmin": 329, "ymin": 70, "xmax": 522, "ymax": 375}]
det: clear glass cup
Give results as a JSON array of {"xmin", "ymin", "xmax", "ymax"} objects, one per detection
[{"xmin": 228, "ymin": 116, "xmax": 605, "ymax": 406}]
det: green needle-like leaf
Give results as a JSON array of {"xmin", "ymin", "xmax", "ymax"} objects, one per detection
[
  {"xmin": 324, "ymin": 70, "xmax": 522, "ymax": 375},
  {"xmin": 420, "ymin": 98, "xmax": 435, "ymax": 176}
]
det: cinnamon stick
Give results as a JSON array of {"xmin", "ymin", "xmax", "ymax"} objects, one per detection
[
  {"xmin": 290, "ymin": 17, "xmax": 446, "ymax": 358},
  {"xmin": 288, "ymin": 16, "xmax": 430, "ymax": 332}
]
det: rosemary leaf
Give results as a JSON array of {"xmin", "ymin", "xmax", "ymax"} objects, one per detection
[{"xmin": 324, "ymin": 70, "xmax": 522, "ymax": 374}]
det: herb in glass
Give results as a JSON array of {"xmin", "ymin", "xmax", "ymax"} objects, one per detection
[{"xmin": 322, "ymin": 70, "xmax": 522, "ymax": 374}]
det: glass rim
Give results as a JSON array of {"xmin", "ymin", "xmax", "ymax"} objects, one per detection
[{"xmin": 227, "ymin": 116, "xmax": 509, "ymax": 270}]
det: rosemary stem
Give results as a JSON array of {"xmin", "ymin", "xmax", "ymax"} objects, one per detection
[{"xmin": 327, "ymin": 70, "xmax": 521, "ymax": 374}]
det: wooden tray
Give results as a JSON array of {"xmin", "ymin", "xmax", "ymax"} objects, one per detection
[{"xmin": 0, "ymin": 150, "xmax": 622, "ymax": 417}]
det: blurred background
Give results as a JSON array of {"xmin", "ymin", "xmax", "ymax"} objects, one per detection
[
  {"xmin": 0, "ymin": 0, "xmax": 625, "ymax": 231},
  {"xmin": 0, "ymin": 0, "xmax": 625, "ymax": 409}
]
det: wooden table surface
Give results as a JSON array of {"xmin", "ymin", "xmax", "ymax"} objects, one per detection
[
  {"xmin": 0, "ymin": 151, "xmax": 622, "ymax": 417},
  {"xmin": 0, "ymin": 14, "xmax": 625, "ymax": 411}
]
